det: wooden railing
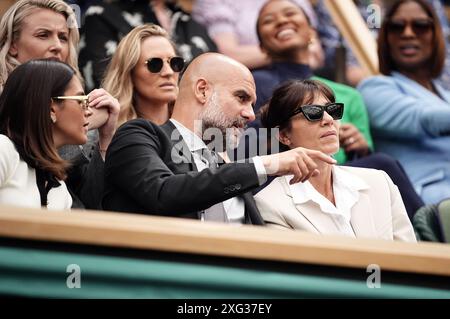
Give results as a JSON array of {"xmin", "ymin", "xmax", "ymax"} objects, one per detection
[
  {"xmin": 324, "ymin": 0, "xmax": 379, "ymax": 76},
  {"xmin": 0, "ymin": 204, "xmax": 449, "ymax": 277}
]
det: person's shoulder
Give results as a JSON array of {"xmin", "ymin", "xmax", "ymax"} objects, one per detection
[
  {"xmin": 252, "ymin": 66, "xmax": 277, "ymax": 83},
  {"xmin": 252, "ymin": 67, "xmax": 279, "ymax": 98},
  {"xmin": 112, "ymin": 119, "xmax": 165, "ymax": 145},
  {"xmin": 357, "ymin": 74, "xmax": 397, "ymax": 91},
  {"xmin": 117, "ymin": 118, "xmax": 160, "ymax": 132},
  {"xmin": 255, "ymin": 176, "xmax": 286, "ymax": 200},
  {"xmin": 0, "ymin": 134, "xmax": 20, "ymax": 164},
  {"xmin": 107, "ymin": 120, "xmax": 169, "ymax": 157},
  {"xmin": 338, "ymin": 165, "xmax": 381, "ymax": 176},
  {"xmin": 312, "ymin": 76, "xmax": 353, "ymax": 91},
  {"xmin": 312, "ymin": 76, "xmax": 362, "ymax": 99},
  {"xmin": 0, "ymin": 134, "xmax": 16, "ymax": 152},
  {"xmin": 337, "ymin": 165, "xmax": 391, "ymax": 186}
]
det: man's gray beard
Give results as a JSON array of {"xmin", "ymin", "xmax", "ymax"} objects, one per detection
[{"xmin": 200, "ymin": 91, "xmax": 244, "ymax": 153}]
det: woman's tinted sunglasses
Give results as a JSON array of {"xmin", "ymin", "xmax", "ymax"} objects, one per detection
[
  {"xmin": 387, "ymin": 19, "xmax": 433, "ymax": 36},
  {"xmin": 290, "ymin": 102, "xmax": 344, "ymax": 122},
  {"xmin": 145, "ymin": 56, "xmax": 185, "ymax": 73},
  {"xmin": 52, "ymin": 95, "xmax": 89, "ymax": 110}
]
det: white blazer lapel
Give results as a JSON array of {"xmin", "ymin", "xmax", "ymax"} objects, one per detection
[
  {"xmin": 280, "ymin": 178, "xmax": 341, "ymax": 234},
  {"xmin": 294, "ymin": 201, "xmax": 342, "ymax": 234},
  {"xmin": 350, "ymin": 191, "xmax": 378, "ymax": 238}
]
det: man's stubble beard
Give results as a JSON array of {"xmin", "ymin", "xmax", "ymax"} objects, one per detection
[{"xmin": 199, "ymin": 90, "xmax": 246, "ymax": 153}]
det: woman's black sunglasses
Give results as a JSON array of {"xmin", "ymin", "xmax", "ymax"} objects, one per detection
[
  {"xmin": 145, "ymin": 56, "xmax": 185, "ymax": 73},
  {"xmin": 290, "ymin": 102, "xmax": 344, "ymax": 122},
  {"xmin": 387, "ymin": 19, "xmax": 433, "ymax": 36}
]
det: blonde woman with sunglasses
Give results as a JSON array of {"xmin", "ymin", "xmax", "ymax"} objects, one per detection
[
  {"xmin": 0, "ymin": 60, "xmax": 93, "ymax": 209},
  {"xmin": 103, "ymin": 24, "xmax": 184, "ymax": 127}
]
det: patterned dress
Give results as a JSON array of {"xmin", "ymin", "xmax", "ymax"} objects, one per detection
[{"xmin": 78, "ymin": 0, "xmax": 217, "ymax": 91}]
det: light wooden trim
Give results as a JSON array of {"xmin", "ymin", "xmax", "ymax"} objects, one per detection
[
  {"xmin": 324, "ymin": 0, "xmax": 379, "ymax": 76},
  {"xmin": 1, "ymin": 205, "xmax": 450, "ymax": 276}
]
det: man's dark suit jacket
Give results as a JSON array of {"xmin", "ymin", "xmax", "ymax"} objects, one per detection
[{"xmin": 102, "ymin": 119, "xmax": 265, "ymax": 225}]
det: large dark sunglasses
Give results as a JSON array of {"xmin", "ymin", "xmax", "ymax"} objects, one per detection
[
  {"xmin": 387, "ymin": 19, "xmax": 433, "ymax": 36},
  {"xmin": 290, "ymin": 102, "xmax": 344, "ymax": 122},
  {"xmin": 145, "ymin": 56, "xmax": 185, "ymax": 73}
]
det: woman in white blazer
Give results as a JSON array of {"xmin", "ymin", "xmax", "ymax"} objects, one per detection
[
  {"xmin": 0, "ymin": 60, "xmax": 93, "ymax": 209},
  {"xmin": 255, "ymin": 79, "xmax": 416, "ymax": 242}
]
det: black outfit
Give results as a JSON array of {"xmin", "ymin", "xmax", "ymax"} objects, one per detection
[
  {"xmin": 63, "ymin": 143, "xmax": 105, "ymax": 210},
  {"xmin": 103, "ymin": 119, "xmax": 264, "ymax": 225},
  {"xmin": 79, "ymin": 0, "xmax": 217, "ymax": 90}
]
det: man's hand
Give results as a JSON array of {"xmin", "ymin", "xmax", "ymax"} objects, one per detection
[{"xmin": 261, "ymin": 147, "xmax": 336, "ymax": 184}]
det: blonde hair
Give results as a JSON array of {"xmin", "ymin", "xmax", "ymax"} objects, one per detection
[
  {"xmin": 102, "ymin": 23, "xmax": 173, "ymax": 127},
  {"xmin": 0, "ymin": 0, "xmax": 81, "ymax": 92}
]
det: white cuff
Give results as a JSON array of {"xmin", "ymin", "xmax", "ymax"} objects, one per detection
[{"xmin": 252, "ymin": 156, "xmax": 267, "ymax": 186}]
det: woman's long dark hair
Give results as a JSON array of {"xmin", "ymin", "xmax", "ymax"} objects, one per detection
[{"xmin": 0, "ymin": 59, "xmax": 75, "ymax": 180}]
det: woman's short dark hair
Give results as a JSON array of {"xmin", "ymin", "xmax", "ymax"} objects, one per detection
[
  {"xmin": 0, "ymin": 59, "xmax": 76, "ymax": 180},
  {"xmin": 378, "ymin": 0, "xmax": 446, "ymax": 77},
  {"xmin": 260, "ymin": 79, "xmax": 335, "ymax": 151}
]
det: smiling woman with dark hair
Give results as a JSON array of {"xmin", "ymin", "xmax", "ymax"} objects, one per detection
[
  {"xmin": 358, "ymin": 0, "xmax": 450, "ymax": 205},
  {"xmin": 0, "ymin": 59, "xmax": 91, "ymax": 209},
  {"xmin": 255, "ymin": 79, "xmax": 416, "ymax": 242}
]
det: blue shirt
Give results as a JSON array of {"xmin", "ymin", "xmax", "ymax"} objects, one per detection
[{"xmin": 358, "ymin": 72, "xmax": 450, "ymax": 204}]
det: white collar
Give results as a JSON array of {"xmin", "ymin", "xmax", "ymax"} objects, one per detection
[
  {"xmin": 170, "ymin": 119, "xmax": 207, "ymax": 152},
  {"xmin": 285, "ymin": 166, "xmax": 370, "ymax": 220}
]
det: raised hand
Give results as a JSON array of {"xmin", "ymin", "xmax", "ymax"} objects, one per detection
[
  {"xmin": 87, "ymin": 88, "xmax": 120, "ymax": 157},
  {"xmin": 261, "ymin": 147, "xmax": 336, "ymax": 184}
]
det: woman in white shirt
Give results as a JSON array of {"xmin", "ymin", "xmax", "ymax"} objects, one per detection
[
  {"xmin": 255, "ymin": 79, "xmax": 416, "ymax": 242},
  {"xmin": 0, "ymin": 59, "xmax": 92, "ymax": 209}
]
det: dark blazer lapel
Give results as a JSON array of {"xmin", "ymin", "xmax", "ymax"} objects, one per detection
[
  {"xmin": 160, "ymin": 121, "xmax": 198, "ymax": 172},
  {"xmin": 160, "ymin": 121, "xmax": 201, "ymax": 220}
]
